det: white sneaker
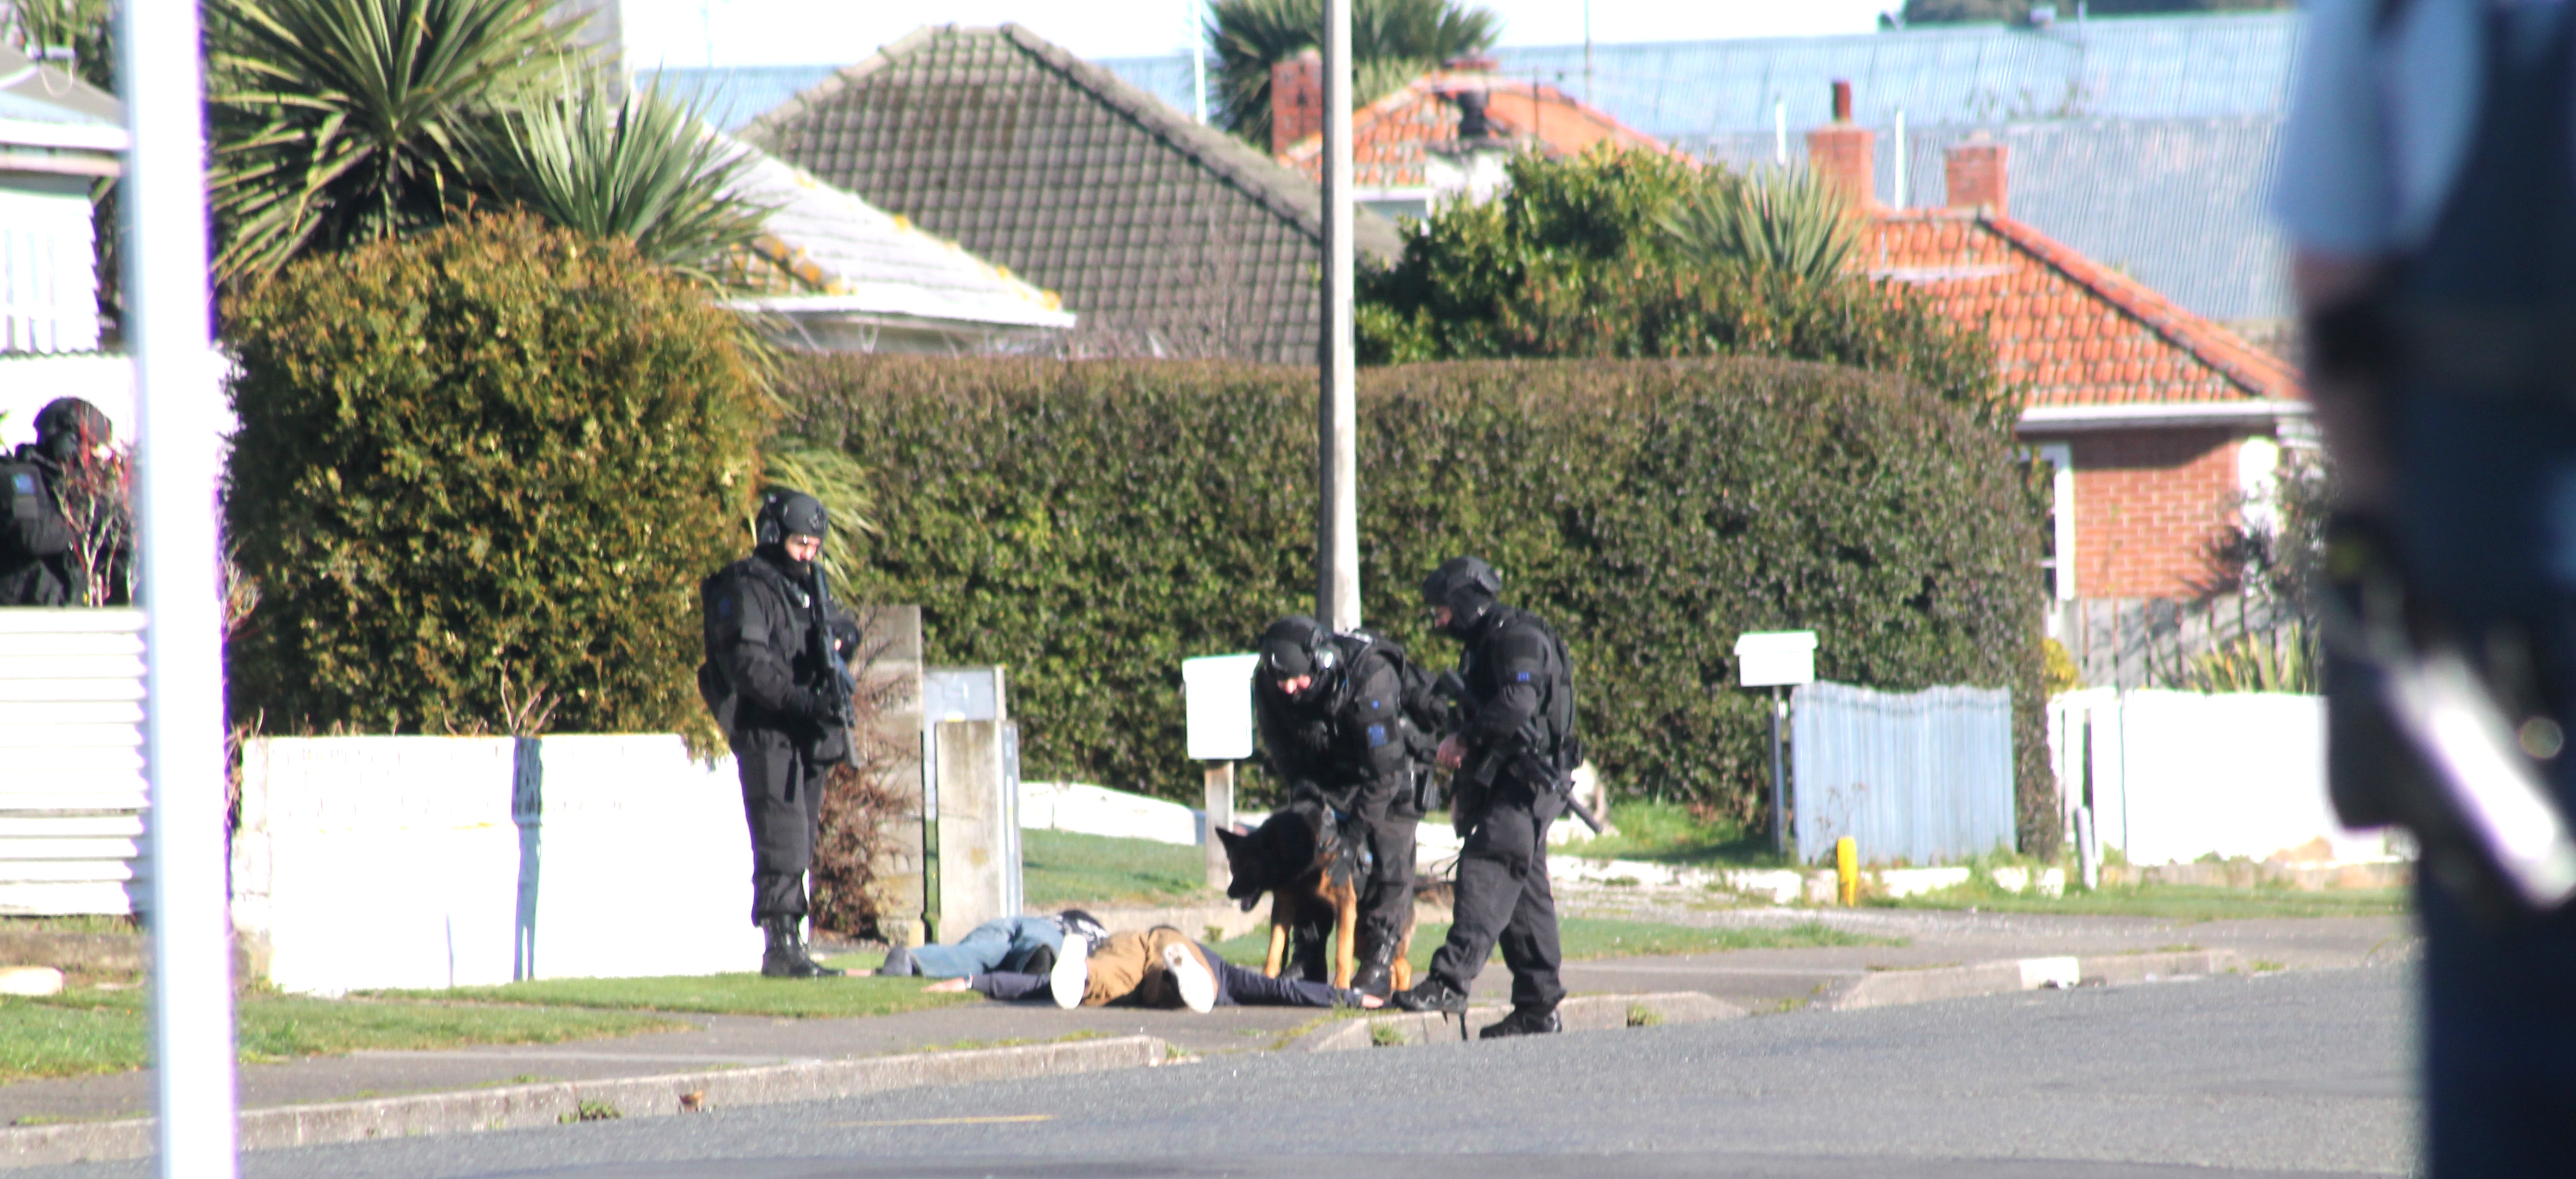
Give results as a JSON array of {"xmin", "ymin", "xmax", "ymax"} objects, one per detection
[
  {"xmin": 1049, "ymin": 935, "xmax": 1088, "ymax": 1009},
  {"xmin": 1164, "ymin": 941, "xmax": 1216, "ymax": 1013}
]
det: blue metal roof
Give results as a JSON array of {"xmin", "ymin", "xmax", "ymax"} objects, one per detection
[{"xmin": 639, "ymin": 65, "xmax": 841, "ymax": 131}]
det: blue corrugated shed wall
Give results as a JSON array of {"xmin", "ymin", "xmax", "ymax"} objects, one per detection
[{"xmin": 1791, "ymin": 681, "xmax": 2016, "ymax": 867}]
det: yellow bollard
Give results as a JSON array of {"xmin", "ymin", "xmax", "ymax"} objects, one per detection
[{"xmin": 1836, "ymin": 836, "xmax": 1858, "ymax": 906}]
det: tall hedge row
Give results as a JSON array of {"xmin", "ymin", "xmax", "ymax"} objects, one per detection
[
  {"xmin": 783, "ymin": 355, "xmax": 2056, "ymax": 849},
  {"xmin": 223, "ymin": 214, "xmax": 768, "ymax": 741}
]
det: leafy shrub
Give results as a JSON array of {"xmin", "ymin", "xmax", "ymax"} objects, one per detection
[
  {"xmin": 781, "ymin": 354, "xmax": 2056, "ymax": 848},
  {"xmin": 1358, "ymin": 148, "xmax": 2003, "ymax": 426},
  {"xmin": 223, "ymin": 213, "xmax": 768, "ymax": 740}
]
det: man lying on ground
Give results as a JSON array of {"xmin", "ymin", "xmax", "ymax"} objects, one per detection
[
  {"xmin": 868, "ymin": 910, "xmax": 1109, "ymax": 980},
  {"xmin": 921, "ymin": 925, "xmax": 1387, "ymax": 1013}
]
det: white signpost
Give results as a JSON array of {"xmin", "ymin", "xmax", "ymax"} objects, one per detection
[
  {"xmin": 1735, "ymin": 631, "xmax": 1819, "ymax": 859},
  {"xmin": 1184, "ymin": 653, "xmax": 1260, "ymax": 887}
]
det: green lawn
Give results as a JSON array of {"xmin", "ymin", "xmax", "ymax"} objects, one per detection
[
  {"xmin": 1022, "ymin": 828, "xmax": 1218, "ymax": 909},
  {"xmin": 364, "ymin": 972, "xmax": 980, "ymax": 1020},
  {"xmin": 1877, "ymin": 880, "xmax": 2411, "ymax": 921},
  {"xmin": 1552, "ymin": 801, "xmax": 1788, "ymax": 867},
  {"xmin": 0, "ymin": 989, "xmax": 684, "ymax": 1083},
  {"xmin": 1207, "ymin": 915, "xmax": 1895, "ymax": 972}
]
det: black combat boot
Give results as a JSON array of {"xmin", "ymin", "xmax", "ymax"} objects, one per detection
[
  {"xmin": 1349, "ymin": 921, "xmax": 1401, "ymax": 999},
  {"xmin": 760, "ymin": 917, "xmax": 842, "ymax": 979},
  {"xmin": 1391, "ymin": 975, "xmax": 1468, "ymax": 1014},
  {"xmin": 1479, "ymin": 1005, "xmax": 1561, "ymax": 1038}
]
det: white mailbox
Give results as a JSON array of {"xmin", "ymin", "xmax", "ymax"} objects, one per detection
[
  {"xmin": 1183, "ymin": 653, "xmax": 1261, "ymax": 761},
  {"xmin": 1734, "ymin": 630, "xmax": 1819, "ymax": 688}
]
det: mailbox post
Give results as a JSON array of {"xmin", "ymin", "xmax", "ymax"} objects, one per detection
[
  {"xmin": 1734, "ymin": 631, "xmax": 1819, "ymax": 860},
  {"xmin": 1184, "ymin": 654, "xmax": 1261, "ymax": 889}
]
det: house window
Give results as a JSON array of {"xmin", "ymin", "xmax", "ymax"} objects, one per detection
[{"xmin": 2033, "ymin": 443, "xmax": 2075, "ymax": 601}]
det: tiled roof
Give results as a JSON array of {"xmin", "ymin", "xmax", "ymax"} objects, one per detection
[
  {"xmin": 641, "ymin": 66, "xmax": 840, "ymax": 133},
  {"xmin": 1864, "ymin": 208, "xmax": 2300, "ymax": 409},
  {"xmin": 1277, "ymin": 71, "xmax": 1670, "ymax": 189},
  {"xmin": 724, "ymin": 145, "xmax": 1074, "ymax": 332},
  {"xmin": 1695, "ymin": 116, "xmax": 2291, "ymax": 323},
  {"xmin": 740, "ymin": 24, "xmax": 1404, "ymax": 364}
]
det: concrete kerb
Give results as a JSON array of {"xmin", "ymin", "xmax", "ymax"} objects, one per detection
[
  {"xmin": 0, "ymin": 1035, "xmax": 1170, "ymax": 1170},
  {"xmin": 1296, "ymin": 991, "xmax": 1743, "ymax": 1051},
  {"xmin": 1820, "ymin": 949, "xmax": 2241, "ymax": 1011}
]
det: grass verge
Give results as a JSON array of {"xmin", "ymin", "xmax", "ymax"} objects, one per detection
[
  {"xmin": 0, "ymin": 990, "xmax": 683, "ymax": 1084},
  {"xmin": 1549, "ymin": 801, "xmax": 1786, "ymax": 867},
  {"xmin": 1205, "ymin": 915, "xmax": 1895, "ymax": 972},
  {"xmin": 1875, "ymin": 880, "xmax": 2411, "ymax": 921},
  {"xmin": 365, "ymin": 973, "xmax": 980, "ymax": 1020},
  {"xmin": 1023, "ymin": 829, "xmax": 1218, "ymax": 909}
]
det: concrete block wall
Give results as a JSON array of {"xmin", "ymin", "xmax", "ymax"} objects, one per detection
[{"xmin": 234, "ymin": 735, "xmax": 759, "ymax": 994}]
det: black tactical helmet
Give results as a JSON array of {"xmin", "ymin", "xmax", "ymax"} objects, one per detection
[
  {"xmin": 34, "ymin": 397, "xmax": 111, "ymax": 464},
  {"xmin": 754, "ymin": 489, "xmax": 830, "ymax": 548},
  {"xmin": 1421, "ymin": 556, "xmax": 1501, "ymax": 635},
  {"xmin": 1258, "ymin": 615, "xmax": 1338, "ymax": 694}
]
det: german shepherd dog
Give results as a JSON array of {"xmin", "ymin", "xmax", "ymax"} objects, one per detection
[{"xmin": 1215, "ymin": 790, "xmax": 1413, "ymax": 991}]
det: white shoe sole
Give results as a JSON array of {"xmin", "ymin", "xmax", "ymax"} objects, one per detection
[
  {"xmin": 1164, "ymin": 942, "xmax": 1216, "ymax": 1013},
  {"xmin": 1049, "ymin": 940, "xmax": 1088, "ymax": 1009}
]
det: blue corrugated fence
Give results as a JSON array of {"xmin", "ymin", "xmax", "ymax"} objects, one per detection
[{"xmin": 1791, "ymin": 681, "xmax": 2014, "ymax": 865}]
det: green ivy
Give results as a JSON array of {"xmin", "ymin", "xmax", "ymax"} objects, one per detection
[
  {"xmin": 222, "ymin": 213, "xmax": 768, "ymax": 742},
  {"xmin": 784, "ymin": 355, "xmax": 2057, "ymax": 851}
]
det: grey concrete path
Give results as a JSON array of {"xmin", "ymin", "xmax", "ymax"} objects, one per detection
[{"xmin": 0, "ymin": 908, "xmax": 2419, "ymax": 1132}]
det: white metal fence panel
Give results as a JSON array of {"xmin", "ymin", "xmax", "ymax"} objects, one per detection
[
  {"xmin": 0, "ymin": 608, "xmax": 148, "ymax": 914},
  {"xmin": 1791, "ymin": 680, "xmax": 2015, "ymax": 865}
]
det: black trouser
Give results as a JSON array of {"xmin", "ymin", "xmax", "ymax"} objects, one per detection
[
  {"xmin": 1427, "ymin": 786, "xmax": 1564, "ymax": 1011},
  {"xmin": 734, "ymin": 726, "xmax": 829, "ymax": 923},
  {"xmin": 1346, "ymin": 773, "xmax": 1419, "ymax": 944}
]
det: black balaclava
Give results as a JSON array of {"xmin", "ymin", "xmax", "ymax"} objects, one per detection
[
  {"xmin": 754, "ymin": 490, "xmax": 830, "ymax": 572},
  {"xmin": 1421, "ymin": 555, "xmax": 1501, "ymax": 639},
  {"xmin": 1258, "ymin": 615, "xmax": 1334, "ymax": 700},
  {"xmin": 33, "ymin": 397, "xmax": 111, "ymax": 466}
]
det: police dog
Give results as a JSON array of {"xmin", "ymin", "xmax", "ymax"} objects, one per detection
[{"xmin": 1215, "ymin": 791, "xmax": 1413, "ymax": 991}]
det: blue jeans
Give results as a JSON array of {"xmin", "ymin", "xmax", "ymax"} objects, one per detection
[{"xmin": 909, "ymin": 916, "xmax": 1062, "ymax": 979}]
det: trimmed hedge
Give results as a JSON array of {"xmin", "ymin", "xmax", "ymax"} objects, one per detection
[
  {"xmin": 222, "ymin": 213, "xmax": 768, "ymax": 741},
  {"xmin": 783, "ymin": 355, "xmax": 2056, "ymax": 850}
]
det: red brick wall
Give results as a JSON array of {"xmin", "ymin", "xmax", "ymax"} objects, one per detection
[{"xmin": 2049, "ymin": 428, "xmax": 2249, "ymax": 599}]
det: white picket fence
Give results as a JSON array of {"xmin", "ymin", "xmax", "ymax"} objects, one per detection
[
  {"xmin": 0, "ymin": 608, "xmax": 148, "ymax": 915},
  {"xmin": 2047, "ymin": 689, "xmax": 2399, "ymax": 865}
]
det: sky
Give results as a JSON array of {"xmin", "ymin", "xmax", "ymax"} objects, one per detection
[{"xmin": 618, "ymin": 0, "xmax": 1894, "ymax": 70}]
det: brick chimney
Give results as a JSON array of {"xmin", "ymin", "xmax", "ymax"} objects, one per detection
[
  {"xmin": 1271, "ymin": 49, "xmax": 1324, "ymax": 156},
  {"xmin": 1945, "ymin": 134, "xmax": 2009, "ymax": 215},
  {"xmin": 1804, "ymin": 80, "xmax": 1874, "ymax": 208}
]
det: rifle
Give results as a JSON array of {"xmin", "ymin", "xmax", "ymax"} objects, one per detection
[
  {"xmin": 1430, "ymin": 671, "xmax": 1603, "ymax": 836},
  {"xmin": 804, "ymin": 563, "xmax": 857, "ymax": 731}
]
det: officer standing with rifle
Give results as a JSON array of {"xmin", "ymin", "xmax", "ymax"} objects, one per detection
[
  {"xmin": 2280, "ymin": 0, "xmax": 2576, "ymax": 1169},
  {"xmin": 1249, "ymin": 615, "xmax": 1436, "ymax": 997},
  {"xmin": 1, "ymin": 398, "xmax": 127, "ymax": 607},
  {"xmin": 1393, "ymin": 557, "xmax": 1580, "ymax": 1038},
  {"xmin": 700, "ymin": 490, "xmax": 861, "ymax": 979}
]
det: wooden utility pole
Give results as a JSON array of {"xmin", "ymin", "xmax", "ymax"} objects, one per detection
[{"xmin": 1318, "ymin": 0, "xmax": 1361, "ymax": 631}]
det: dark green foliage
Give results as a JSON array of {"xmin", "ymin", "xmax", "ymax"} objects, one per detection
[
  {"xmin": 1207, "ymin": 0, "xmax": 1500, "ymax": 148},
  {"xmin": 781, "ymin": 355, "xmax": 2053, "ymax": 847},
  {"xmin": 1358, "ymin": 150, "xmax": 2005, "ymax": 427},
  {"xmin": 222, "ymin": 213, "xmax": 769, "ymax": 741}
]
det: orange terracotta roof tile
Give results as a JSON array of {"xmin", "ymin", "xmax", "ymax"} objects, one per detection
[
  {"xmin": 1278, "ymin": 70, "xmax": 1675, "ymax": 188},
  {"xmin": 1865, "ymin": 208, "xmax": 2302, "ymax": 409}
]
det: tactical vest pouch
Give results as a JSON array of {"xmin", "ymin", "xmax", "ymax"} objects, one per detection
[
  {"xmin": 2, "ymin": 461, "xmax": 46, "ymax": 560},
  {"xmin": 697, "ymin": 569, "xmax": 742, "ymax": 741}
]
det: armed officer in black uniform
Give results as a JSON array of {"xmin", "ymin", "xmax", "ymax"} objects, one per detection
[
  {"xmin": 1393, "ymin": 557, "xmax": 1577, "ymax": 1038},
  {"xmin": 1, "ymin": 398, "xmax": 128, "ymax": 607},
  {"xmin": 701, "ymin": 490, "xmax": 861, "ymax": 978},
  {"xmin": 1250, "ymin": 615, "xmax": 1432, "ymax": 997}
]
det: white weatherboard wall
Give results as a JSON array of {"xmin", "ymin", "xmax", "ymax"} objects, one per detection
[
  {"xmin": 235, "ymin": 736, "xmax": 759, "ymax": 994},
  {"xmin": 2047, "ymin": 689, "xmax": 2397, "ymax": 864},
  {"xmin": 0, "ymin": 609, "xmax": 147, "ymax": 915}
]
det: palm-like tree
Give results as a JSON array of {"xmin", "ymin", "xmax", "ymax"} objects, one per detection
[
  {"xmin": 205, "ymin": 0, "xmax": 567, "ymax": 281},
  {"xmin": 494, "ymin": 84, "xmax": 769, "ymax": 286},
  {"xmin": 1658, "ymin": 167, "xmax": 1861, "ymax": 284},
  {"xmin": 1207, "ymin": 0, "xmax": 1500, "ymax": 149}
]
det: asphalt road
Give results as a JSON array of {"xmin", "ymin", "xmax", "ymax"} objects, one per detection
[{"xmin": 27, "ymin": 962, "xmax": 2413, "ymax": 1179}]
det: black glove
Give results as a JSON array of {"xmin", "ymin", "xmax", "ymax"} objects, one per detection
[
  {"xmin": 784, "ymin": 688, "xmax": 838, "ymax": 721},
  {"xmin": 1296, "ymin": 722, "xmax": 1332, "ymax": 752}
]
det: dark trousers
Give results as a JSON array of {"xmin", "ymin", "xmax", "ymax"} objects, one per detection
[
  {"xmin": 734, "ymin": 727, "xmax": 828, "ymax": 923},
  {"xmin": 2392, "ymin": 392, "xmax": 2576, "ymax": 1174},
  {"xmin": 1427, "ymin": 794, "xmax": 1564, "ymax": 1011},
  {"xmin": 1347, "ymin": 774, "xmax": 1419, "ymax": 941}
]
